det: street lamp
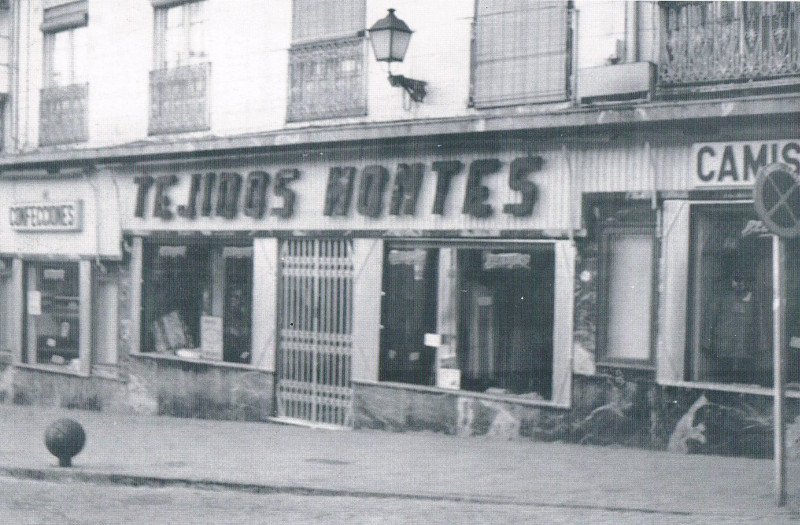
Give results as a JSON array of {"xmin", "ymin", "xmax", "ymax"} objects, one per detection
[{"xmin": 368, "ymin": 8, "xmax": 427, "ymax": 103}]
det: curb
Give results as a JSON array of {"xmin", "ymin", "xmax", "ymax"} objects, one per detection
[{"xmin": 0, "ymin": 466, "xmax": 697, "ymax": 517}]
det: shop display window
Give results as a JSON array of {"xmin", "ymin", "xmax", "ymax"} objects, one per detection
[
  {"xmin": 24, "ymin": 262, "xmax": 81, "ymax": 368},
  {"xmin": 380, "ymin": 244, "xmax": 555, "ymax": 400},
  {"xmin": 142, "ymin": 242, "xmax": 253, "ymax": 364},
  {"xmin": 687, "ymin": 204, "xmax": 800, "ymax": 386},
  {"xmin": 598, "ymin": 226, "xmax": 656, "ymax": 365}
]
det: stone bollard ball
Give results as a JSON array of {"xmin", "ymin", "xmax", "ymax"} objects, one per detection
[{"xmin": 44, "ymin": 418, "xmax": 86, "ymax": 467}]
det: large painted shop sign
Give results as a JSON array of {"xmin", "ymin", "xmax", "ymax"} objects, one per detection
[
  {"xmin": 693, "ymin": 139, "xmax": 800, "ymax": 186},
  {"xmin": 124, "ymin": 152, "xmax": 573, "ymax": 232}
]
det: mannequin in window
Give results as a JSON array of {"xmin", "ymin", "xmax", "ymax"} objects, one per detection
[{"xmin": 702, "ymin": 266, "xmax": 757, "ymax": 384}]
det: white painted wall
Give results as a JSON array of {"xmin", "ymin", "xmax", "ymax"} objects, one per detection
[
  {"xmin": 364, "ymin": 1, "xmax": 474, "ymax": 121},
  {"xmin": 575, "ymin": 0, "xmax": 626, "ymax": 69},
  {"xmin": 89, "ymin": 0, "xmax": 152, "ymax": 146},
  {"xmin": 15, "ymin": 0, "xmax": 44, "ymax": 151},
  {"xmin": 207, "ymin": 1, "xmax": 291, "ymax": 136}
]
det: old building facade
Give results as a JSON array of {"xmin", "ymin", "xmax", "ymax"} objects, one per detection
[{"xmin": 0, "ymin": 0, "xmax": 798, "ymax": 457}]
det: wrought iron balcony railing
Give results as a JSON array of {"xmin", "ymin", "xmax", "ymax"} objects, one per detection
[
  {"xmin": 287, "ymin": 37, "xmax": 367, "ymax": 122},
  {"xmin": 149, "ymin": 63, "xmax": 210, "ymax": 135},
  {"xmin": 660, "ymin": 2, "xmax": 800, "ymax": 90},
  {"xmin": 39, "ymin": 83, "xmax": 88, "ymax": 146}
]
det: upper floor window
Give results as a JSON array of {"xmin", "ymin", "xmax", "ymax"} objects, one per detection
[
  {"xmin": 149, "ymin": 0, "xmax": 209, "ymax": 135},
  {"xmin": 471, "ymin": 0, "xmax": 572, "ymax": 108},
  {"xmin": 45, "ymin": 26, "xmax": 87, "ymax": 88},
  {"xmin": 660, "ymin": 2, "xmax": 800, "ymax": 91},
  {"xmin": 153, "ymin": 0, "xmax": 207, "ymax": 70},
  {"xmin": 286, "ymin": 0, "xmax": 367, "ymax": 122},
  {"xmin": 40, "ymin": 0, "xmax": 88, "ymax": 145},
  {"xmin": 42, "ymin": 1, "xmax": 88, "ymax": 87}
]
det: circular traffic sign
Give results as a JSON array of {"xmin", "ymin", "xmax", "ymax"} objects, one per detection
[{"xmin": 753, "ymin": 162, "xmax": 800, "ymax": 238}]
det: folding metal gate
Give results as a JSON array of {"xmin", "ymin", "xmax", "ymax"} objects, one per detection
[{"xmin": 277, "ymin": 239, "xmax": 354, "ymax": 427}]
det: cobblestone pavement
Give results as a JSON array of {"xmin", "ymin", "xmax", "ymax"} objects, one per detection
[{"xmin": 2, "ymin": 476, "xmax": 797, "ymax": 525}]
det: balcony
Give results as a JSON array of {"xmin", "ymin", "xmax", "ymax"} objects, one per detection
[
  {"xmin": 149, "ymin": 63, "xmax": 210, "ymax": 135},
  {"xmin": 39, "ymin": 83, "xmax": 88, "ymax": 146},
  {"xmin": 659, "ymin": 2, "xmax": 800, "ymax": 95},
  {"xmin": 286, "ymin": 37, "xmax": 367, "ymax": 122}
]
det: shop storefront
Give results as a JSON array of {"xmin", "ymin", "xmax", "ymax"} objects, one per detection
[
  {"xmin": 0, "ymin": 168, "xmax": 123, "ymax": 406},
  {"xmin": 2, "ymin": 132, "xmax": 798, "ymax": 458},
  {"xmin": 109, "ymin": 141, "xmax": 577, "ymax": 426},
  {"xmin": 569, "ymin": 137, "xmax": 800, "ymax": 456},
  {"xmin": 658, "ymin": 140, "xmax": 800, "ymax": 390}
]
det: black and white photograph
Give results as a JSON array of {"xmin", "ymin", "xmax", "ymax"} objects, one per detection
[{"xmin": 1, "ymin": 0, "xmax": 800, "ymax": 523}]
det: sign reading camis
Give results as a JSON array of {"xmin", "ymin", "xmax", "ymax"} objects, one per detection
[
  {"xmin": 131, "ymin": 155, "xmax": 549, "ymax": 224},
  {"xmin": 692, "ymin": 140, "xmax": 800, "ymax": 187}
]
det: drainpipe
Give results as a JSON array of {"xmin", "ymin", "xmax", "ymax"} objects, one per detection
[
  {"xmin": 8, "ymin": 0, "xmax": 19, "ymax": 153},
  {"xmin": 625, "ymin": 0, "xmax": 639, "ymax": 63}
]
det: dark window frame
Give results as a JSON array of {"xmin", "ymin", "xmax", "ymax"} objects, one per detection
[
  {"xmin": 140, "ymin": 239, "xmax": 254, "ymax": 364},
  {"xmin": 379, "ymin": 240, "xmax": 557, "ymax": 400}
]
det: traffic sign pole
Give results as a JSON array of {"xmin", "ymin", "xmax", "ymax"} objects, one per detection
[
  {"xmin": 773, "ymin": 235, "xmax": 787, "ymax": 507},
  {"xmin": 753, "ymin": 162, "xmax": 798, "ymax": 507}
]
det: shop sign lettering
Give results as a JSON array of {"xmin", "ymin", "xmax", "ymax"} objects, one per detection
[
  {"xmin": 134, "ymin": 170, "xmax": 299, "ymax": 220},
  {"xmin": 693, "ymin": 140, "xmax": 800, "ymax": 187},
  {"xmin": 133, "ymin": 156, "xmax": 545, "ymax": 221},
  {"xmin": 9, "ymin": 200, "xmax": 83, "ymax": 231}
]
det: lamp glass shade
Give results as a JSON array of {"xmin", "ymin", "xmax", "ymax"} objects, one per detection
[
  {"xmin": 389, "ymin": 31, "xmax": 411, "ymax": 62},
  {"xmin": 368, "ymin": 9, "xmax": 413, "ymax": 63},
  {"xmin": 369, "ymin": 27, "xmax": 394, "ymax": 62}
]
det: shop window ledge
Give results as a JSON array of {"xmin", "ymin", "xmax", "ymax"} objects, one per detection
[
  {"xmin": 353, "ymin": 379, "xmax": 569, "ymax": 409},
  {"xmin": 657, "ymin": 379, "xmax": 800, "ymax": 398},
  {"xmin": 14, "ymin": 362, "xmax": 90, "ymax": 378},
  {"xmin": 130, "ymin": 351, "xmax": 267, "ymax": 372}
]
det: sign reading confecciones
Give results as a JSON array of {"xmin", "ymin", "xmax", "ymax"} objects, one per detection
[
  {"xmin": 132, "ymin": 156, "xmax": 546, "ymax": 221},
  {"xmin": 9, "ymin": 201, "xmax": 83, "ymax": 232},
  {"xmin": 692, "ymin": 139, "xmax": 800, "ymax": 187}
]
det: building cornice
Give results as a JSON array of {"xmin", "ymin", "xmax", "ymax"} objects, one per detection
[{"xmin": 1, "ymin": 93, "xmax": 799, "ymax": 171}]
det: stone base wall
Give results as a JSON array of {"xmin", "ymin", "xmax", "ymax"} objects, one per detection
[
  {"xmin": 6, "ymin": 367, "xmax": 122, "ymax": 411},
  {"xmin": 354, "ymin": 372, "xmax": 800, "ymax": 458},
  {"xmin": 4, "ymin": 359, "xmax": 275, "ymax": 422},
  {"xmin": 126, "ymin": 358, "xmax": 274, "ymax": 421}
]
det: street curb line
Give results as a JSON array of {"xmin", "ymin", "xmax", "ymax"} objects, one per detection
[{"xmin": 0, "ymin": 466, "xmax": 698, "ymax": 516}]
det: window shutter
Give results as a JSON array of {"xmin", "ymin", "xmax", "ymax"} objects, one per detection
[
  {"xmin": 352, "ymin": 238, "xmax": 383, "ymax": 383},
  {"xmin": 252, "ymin": 238, "xmax": 278, "ymax": 371},
  {"xmin": 472, "ymin": 0, "xmax": 570, "ymax": 107},
  {"xmin": 10, "ymin": 259, "xmax": 23, "ymax": 365},
  {"xmin": 78, "ymin": 260, "xmax": 92, "ymax": 376},
  {"xmin": 552, "ymin": 240, "xmax": 574, "ymax": 407},
  {"xmin": 656, "ymin": 200, "xmax": 690, "ymax": 383},
  {"xmin": 292, "ymin": 0, "xmax": 365, "ymax": 43},
  {"xmin": 41, "ymin": 0, "xmax": 87, "ymax": 33}
]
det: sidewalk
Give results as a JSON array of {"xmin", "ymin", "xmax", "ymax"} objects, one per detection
[{"xmin": 1, "ymin": 404, "xmax": 800, "ymax": 520}]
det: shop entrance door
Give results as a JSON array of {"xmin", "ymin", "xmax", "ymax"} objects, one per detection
[{"xmin": 277, "ymin": 239, "xmax": 354, "ymax": 427}]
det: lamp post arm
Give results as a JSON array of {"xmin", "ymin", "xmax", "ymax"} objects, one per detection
[{"xmin": 388, "ymin": 74, "xmax": 427, "ymax": 103}]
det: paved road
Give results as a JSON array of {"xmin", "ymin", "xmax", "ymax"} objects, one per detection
[{"xmin": 1, "ymin": 476, "xmax": 795, "ymax": 525}]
